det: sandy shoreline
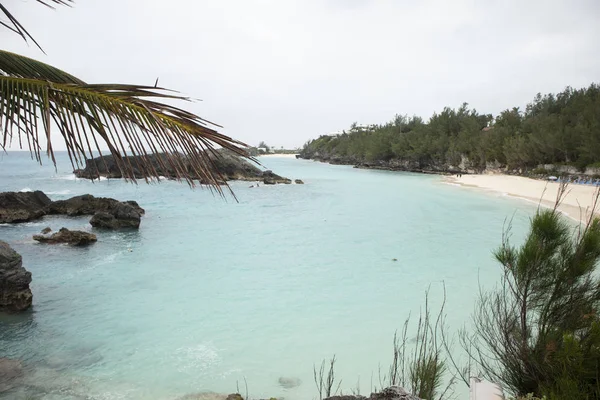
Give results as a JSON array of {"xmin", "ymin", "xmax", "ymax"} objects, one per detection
[{"xmin": 445, "ymin": 174, "xmax": 600, "ymax": 223}]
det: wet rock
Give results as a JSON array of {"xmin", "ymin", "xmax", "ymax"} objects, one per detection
[
  {"xmin": 226, "ymin": 394, "xmax": 244, "ymax": 400},
  {"xmin": 278, "ymin": 376, "xmax": 302, "ymax": 389},
  {"xmin": 41, "ymin": 227, "xmax": 52, "ymax": 234},
  {"xmin": 0, "ymin": 191, "xmax": 52, "ymax": 223},
  {"xmin": 46, "ymin": 194, "xmax": 144, "ymax": 229},
  {"xmin": 0, "ymin": 241, "xmax": 32, "ymax": 313},
  {"xmin": 33, "ymin": 228, "xmax": 97, "ymax": 246},
  {"xmin": 294, "ymin": 179, "xmax": 304, "ymax": 184},
  {"xmin": 263, "ymin": 171, "xmax": 292, "ymax": 185},
  {"xmin": 46, "ymin": 194, "xmax": 145, "ymax": 217},
  {"xmin": 0, "ymin": 358, "xmax": 24, "ymax": 393}
]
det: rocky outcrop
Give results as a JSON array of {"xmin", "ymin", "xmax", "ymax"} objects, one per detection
[
  {"xmin": 263, "ymin": 171, "xmax": 292, "ymax": 185},
  {"xmin": 0, "ymin": 192, "xmax": 144, "ymax": 229},
  {"xmin": 325, "ymin": 386, "xmax": 422, "ymax": 400},
  {"xmin": 33, "ymin": 228, "xmax": 97, "ymax": 246},
  {"xmin": 294, "ymin": 179, "xmax": 304, "ymax": 184},
  {"xmin": 0, "ymin": 241, "xmax": 32, "ymax": 313},
  {"xmin": 73, "ymin": 149, "xmax": 294, "ymax": 184},
  {"xmin": 45, "ymin": 195, "xmax": 144, "ymax": 217},
  {"xmin": 89, "ymin": 206, "xmax": 140, "ymax": 229},
  {"xmin": 0, "ymin": 358, "xmax": 24, "ymax": 393},
  {"xmin": 45, "ymin": 194, "xmax": 144, "ymax": 229},
  {"xmin": 0, "ymin": 191, "xmax": 52, "ymax": 223}
]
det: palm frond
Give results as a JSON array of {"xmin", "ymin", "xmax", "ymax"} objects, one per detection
[
  {"xmin": 0, "ymin": 1, "xmax": 73, "ymax": 52},
  {"xmin": 0, "ymin": 51, "xmax": 250, "ymax": 195}
]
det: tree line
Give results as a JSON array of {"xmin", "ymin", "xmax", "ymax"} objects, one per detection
[{"xmin": 301, "ymin": 84, "xmax": 600, "ymax": 172}]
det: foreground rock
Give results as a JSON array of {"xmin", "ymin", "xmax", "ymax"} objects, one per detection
[
  {"xmin": 0, "ymin": 241, "xmax": 32, "ymax": 313},
  {"xmin": 73, "ymin": 150, "xmax": 294, "ymax": 184},
  {"xmin": 0, "ymin": 358, "xmax": 24, "ymax": 393},
  {"xmin": 0, "ymin": 192, "xmax": 144, "ymax": 229},
  {"xmin": 325, "ymin": 386, "xmax": 423, "ymax": 400},
  {"xmin": 0, "ymin": 191, "xmax": 51, "ymax": 223},
  {"xmin": 33, "ymin": 228, "xmax": 97, "ymax": 246}
]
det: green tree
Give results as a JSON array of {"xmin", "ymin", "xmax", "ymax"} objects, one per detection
[
  {"xmin": 1, "ymin": 1, "xmax": 247, "ymax": 191},
  {"xmin": 463, "ymin": 187, "xmax": 600, "ymax": 398}
]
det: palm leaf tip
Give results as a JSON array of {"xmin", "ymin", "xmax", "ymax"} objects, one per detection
[{"xmin": 0, "ymin": 0, "xmax": 73, "ymax": 51}]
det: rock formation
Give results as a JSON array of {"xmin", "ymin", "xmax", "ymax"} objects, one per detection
[
  {"xmin": 73, "ymin": 149, "xmax": 293, "ymax": 184},
  {"xmin": 33, "ymin": 228, "xmax": 97, "ymax": 246},
  {"xmin": 0, "ymin": 191, "xmax": 51, "ymax": 223},
  {"xmin": 0, "ymin": 192, "xmax": 144, "ymax": 229},
  {"xmin": 0, "ymin": 241, "xmax": 32, "ymax": 313},
  {"xmin": 325, "ymin": 386, "xmax": 423, "ymax": 400},
  {"xmin": 45, "ymin": 194, "xmax": 144, "ymax": 217},
  {"xmin": 0, "ymin": 358, "xmax": 24, "ymax": 393}
]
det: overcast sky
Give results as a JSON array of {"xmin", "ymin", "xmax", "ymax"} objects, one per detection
[{"xmin": 3, "ymin": 0, "xmax": 600, "ymax": 149}]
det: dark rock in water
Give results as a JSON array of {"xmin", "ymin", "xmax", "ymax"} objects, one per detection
[
  {"xmin": 46, "ymin": 194, "xmax": 144, "ymax": 229},
  {"xmin": 41, "ymin": 227, "xmax": 52, "ymax": 234},
  {"xmin": 0, "ymin": 191, "xmax": 52, "ymax": 223},
  {"xmin": 278, "ymin": 376, "xmax": 301, "ymax": 389},
  {"xmin": 90, "ymin": 208, "xmax": 140, "ymax": 229},
  {"xmin": 73, "ymin": 149, "xmax": 292, "ymax": 184},
  {"xmin": 33, "ymin": 228, "xmax": 97, "ymax": 246},
  {"xmin": 226, "ymin": 394, "xmax": 244, "ymax": 400},
  {"xmin": 294, "ymin": 179, "xmax": 304, "ymax": 184},
  {"xmin": 46, "ymin": 194, "xmax": 145, "ymax": 217},
  {"xmin": 0, "ymin": 242, "xmax": 32, "ymax": 313},
  {"xmin": 0, "ymin": 358, "xmax": 24, "ymax": 393},
  {"xmin": 0, "ymin": 192, "xmax": 144, "ymax": 229},
  {"xmin": 263, "ymin": 171, "xmax": 292, "ymax": 185}
]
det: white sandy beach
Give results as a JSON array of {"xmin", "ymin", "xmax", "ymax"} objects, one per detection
[{"xmin": 446, "ymin": 174, "xmax": 600, "ymax": 223}]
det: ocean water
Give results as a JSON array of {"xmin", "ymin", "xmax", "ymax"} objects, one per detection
[{"xmin": 0, "ymin": 152, "xmax": 539, "ymax": 400}]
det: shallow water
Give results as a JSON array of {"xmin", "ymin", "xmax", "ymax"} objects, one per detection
[{"xmin": 0, "ymin": 152, "xmax": 538, "ymax": 399}]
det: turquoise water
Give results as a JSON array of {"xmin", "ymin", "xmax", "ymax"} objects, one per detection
[{"xmin": 0, "ymin": 152, "xmax": 537, "ymax": 399}]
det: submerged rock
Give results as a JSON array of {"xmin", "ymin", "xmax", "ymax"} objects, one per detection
[
  {"xmin": 0, "ymin": 358, "xmax": 24, "ymax": 393},
  {"xmin": 33, "ymin": 228, "xmax": 97, "ymax": 246},
  {"xmin": 0, "ymin": 241, "xmax": 32, "ymax": 313},
  {"xmin": 40, "ymin": 227, "xmax": 52, "ymax": 234},
  {"xmin": 278, "ymin": 376, "xmax": 302, "ymax": 389},
  {"xmin": 294, "ymin": 179, "xmax": 304, "ymax": 184},
  {"xmin": 0, "ymin": 191, "xmax": 51, "ymax": 223}
]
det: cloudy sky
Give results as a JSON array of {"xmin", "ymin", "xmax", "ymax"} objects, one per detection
[{"xmin": 3, "ymin": 0, "xmax": 600, "ymax": 149}]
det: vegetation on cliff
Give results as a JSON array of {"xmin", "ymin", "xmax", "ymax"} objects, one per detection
[{"xmin": 301, "ymin": 84, "xmax": 600, "ymax": 173}]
